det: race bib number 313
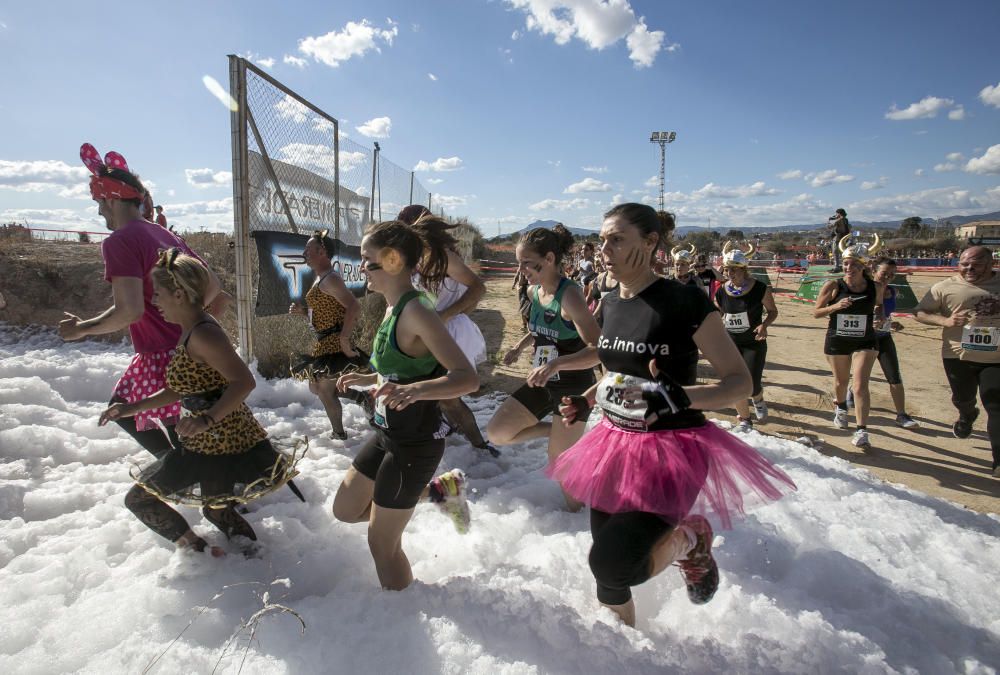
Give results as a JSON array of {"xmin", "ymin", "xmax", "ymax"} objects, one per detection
[
  {"xmin": 836, "ymin": 313, "xmax": 867, "ymax": 338},
  {"xmin": 961, "ymin": 326, "xmax": 999, "ymax": 352}
]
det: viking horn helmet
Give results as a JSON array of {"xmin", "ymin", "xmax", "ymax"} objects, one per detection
[
  {"xmin": 671, "ymin": 243, "xmax": 696, "ymax": 264},
  {"xmin": 839, "ymin": 233, "xmax": 882, "ymax": 263},
  {"xmin": 722, "ymin": 240, "xmax": 755, "ymax": 268}
]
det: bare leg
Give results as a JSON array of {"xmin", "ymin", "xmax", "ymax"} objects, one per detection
[
  {"xmin": 826, "ymin": 355, "xmax": 852, "ymax": 405},
  {"xmin": 548, "ymin": 416, "xmax": 588, "ymax": 511},
  {"xmin": 603, "ymin": 600, "xmax": 636, "ymax": 627},
  {"xmin": 734, "ymin": 398, "xmax": 752, "ymax": 421},
  {"xmin": 368, "ymin": 504, "xmax": 417, "ymax": 590},
  {"xmin": 333, "ymin": 467, "xmax": 375, "ymax": 524},
  {"xmin": 486, "ymin": 397, "xmax": 550, "ymax": 445},
  {"xmin": 311, "ymin": 379, "xmax": 345, "ymax": 437},
  {"xmin": 649, "ymin": 526, "xmax": 695, "ymax": 577},
  {"xmin": 850, "ymin": 350, "xmax": 878, "ymax": 427},
  {"xmin": 889, "ymin": 383, "xmax": 907, "ymax": 415}
]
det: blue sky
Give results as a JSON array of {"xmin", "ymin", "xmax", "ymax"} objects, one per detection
[{"xmin": 1, "ymin": 0, "xmax": 999, "ymax": 235}]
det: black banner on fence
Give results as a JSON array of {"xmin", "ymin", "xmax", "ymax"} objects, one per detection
[{"xmin": 251, "ymin": 231, "xmax": 367, "ymax": 317}]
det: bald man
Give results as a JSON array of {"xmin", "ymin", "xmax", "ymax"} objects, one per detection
[{"xmin": 916, "ymin": 246, "xmax": 1000, "ymax": 476}]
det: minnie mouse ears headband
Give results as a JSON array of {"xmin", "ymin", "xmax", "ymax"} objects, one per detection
[{"xmin": 80, "ymin": 142, "xmax": 144, "ymax": 201}]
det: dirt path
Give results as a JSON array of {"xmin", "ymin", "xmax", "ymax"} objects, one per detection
[{"xmin": 469, "ymin": 274, "xmax": 1000, "ymax": 516}]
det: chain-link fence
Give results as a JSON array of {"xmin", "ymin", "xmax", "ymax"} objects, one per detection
[{"xmin": 228, "ymin": 56, "xmax": 430, "ymax": 372}]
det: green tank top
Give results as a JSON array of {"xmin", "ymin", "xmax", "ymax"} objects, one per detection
[
  {"xmin": 369, "ymin": 290, "xmax": 440, "ymax": 382},
  {"xmin": 528, "ymin": 277, "xmax": 586, "ymax": 354}
]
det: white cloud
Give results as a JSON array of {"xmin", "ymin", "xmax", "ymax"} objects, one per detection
[
  {"xmin": 644, "ymin": 175, "xmax": 659, "ymax": 188},
  {"xmin": 915, "ymin": 169, "xmax": 925, "ymax": 177},
  {"xmin": 564, "ymin": 177, "xmax": 611, "ymax": 193},
  {"xmin": 425, "ymin": 178, "xmax": 444, "ymax": 185},
  {"xmin": 965, "ymin": 144, "xmax": 1000, "ymax": 175},
  {"xmin": 860, "ymin": 176, "xmax": 888, "ymax": 191},
  {"xmin": 528, "ymin": 197, "xmax": 592, "ymax": 211},
  {"xmin": 185, "ymin": 168, "xmax": 232, "ymax": 188},
  {"xmin": 275, "ymin": 94, "xmax": 310, "ymax": 124},
  {"xmin": 806, "ymin": 169, "xmax": 855, "ymax": 188},
  {"xmin": 355, "ymin": 116, "xmax": 392, "ymax": 139},
  {"xmin": 948, "ymin": 106, "xmax": 966, "ymax": 121},
  {"xmin": 884, "ymin": 96, "xmax": 955, "ymax": 120},
  {"xmin": 506, "ymin": 0, "xmax": 676, "ymax": 68},
  {"xmin": 0, "ymin": 207, "xmax": 94, "ymax": 230},
  {"xmin": 848, "ymin": 186, "xmax": 996, "ymax": 220},
  {"xmin": 428, "ymin": 73, "xmax": 438, "ymax": 81},
  {"xmin": 238, "ymin": 51, "xmax": 276, "ymax": 69},
  {"xmin": 414, "ymin": 156, "xmax": 464, "ymax": 172},
  {"xmin": 582, "ymin": 165, "xmax": 608, "ymax": 173},
  {"xmin": 691, "ymin": 181, "xmax": 780, "ymax": 199},
  {"xmin": 611, "ymin": 193, "xmax": 623, "ymax": 205},
  {"xmin": 0, "ymin": 160, "xmax": 91, "ymax": 198},
  {"xmin": 511, "ymin": 30, "xmax": 521, "ymax": 40},
  {"xmin": 298, "ymin": 19, "xmax": 399, "ymax": 68},
  {"xmin": 433, "ymin": 194, "xmax": 474, "ymax": 209},
  {"xmin": 979, "ymin": 82, "xmax": 1000, "ymax": 108},
  {"xmin": 547, "ymin": 159, "xmax": 561, "ymax": 168},
  {"xmin": 274, "ymin": 143, "xmax": 367, "ymax": 175},
  {"xmin": 987, "ymin": 186, "xmax": 1000, "ymax": 200},
  {"xmin": 947, "ymin": 152, "xmax": 965, "ymax": 162},
  {"xmin": 257, "ymin": 57, "xmax": 276, "ymax": 69},
  {"xmin": 777, "ymin": 169, "xmax": 802, "ymax": 180},
  {"xmin": 934, "ymin": 162, "xmax": 957, "ymax": 173},
  {"xmin": 283, "ymin": 54, "xmax": 308, "ymax": 69}
]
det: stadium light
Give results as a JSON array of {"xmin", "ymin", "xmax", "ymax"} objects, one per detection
[{"xmin": 649, "ymin": 130, "xmax": 677, "ymax": 211}]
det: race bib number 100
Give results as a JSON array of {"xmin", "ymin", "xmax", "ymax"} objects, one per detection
[
  {"xmin": 961, "ymin": 326, "xmax": 999, "ymax": 352},
  {"xmin": 836, "ymin": 313, "xmax": 866, "ymax": 338},
  {"xmin": 531, "ymin": 345, "xmax": 560, "ymax": 382}
]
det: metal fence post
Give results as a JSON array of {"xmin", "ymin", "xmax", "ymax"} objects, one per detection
[
  {"xmin": 370, "ymin": 142, "xmax": 380, "ymax": 221},
  {"xmin": 228, "ymin": 54, "xmax": 254, "ymax": 362}
]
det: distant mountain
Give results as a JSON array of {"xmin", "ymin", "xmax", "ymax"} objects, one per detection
[{"xmin": 489, "ymin": 220, "xmax": 596, "ymax": 240}]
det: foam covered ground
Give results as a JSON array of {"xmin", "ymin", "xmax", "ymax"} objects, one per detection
[{"xmin": 2, "ymin": 324, "xmax": 998, "ymax": 674}]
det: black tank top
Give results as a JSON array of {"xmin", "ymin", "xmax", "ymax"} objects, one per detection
[
  {"xmin": 715, "ymin": 281, "xmax": 767, "ymax": 345},
  {"xmin": 825, "ymin": 278, "xmax": 877, "ymax": 341},
  {"xmin": 596, "ymin": 278, "xmax": 716, "ymax": 431}
]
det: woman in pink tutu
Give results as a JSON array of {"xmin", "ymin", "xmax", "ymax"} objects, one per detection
[{"xmin": 548, "ymin": 203, "xmax": 796, "ymax": 626}]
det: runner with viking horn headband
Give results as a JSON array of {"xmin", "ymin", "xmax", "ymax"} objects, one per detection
[
  {"xmin": 547, "ymin": 203, "xmax": 795, "ymax": 627},
  {"xmin": 397, "ymin": 206, "xmax": 499, "ymax": 458},
  {"xmin": 670, "ymin": 244, "xmax": 707, "ymax": 293},
  {"xmin": 486, "ymin": 224, "xmax": 601, "ymax": 511},
  {"xmin": 814, "ymin": 233, "xmax": 885, "ymax": 449},
  {"xmin": 289, "ymin": 229, "xmax": 372, "ymax": 440},
  {"xmin": 715, "ymin": 241, "xmax": 778, "ymax": 432},
  {"xmin": 60, "ymin": 143, "xmax": 231, "ymax": 459},
  {"xmin": 100, "ymin": 250, "xmax": 300, "ymax": 557},
  {"xmin": 333, "ymin": 219, "xmax": 479, "ymax": 590}
]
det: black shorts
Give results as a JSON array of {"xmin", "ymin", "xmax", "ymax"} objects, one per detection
[
  {"xmin": 353, "ymin": 431, "xmax": 445, "ymax": 510},
  {"xmin": 824, "ymin": 334, "xmax": 879, "ymax": 356},
  {"xmin": 510, "ymin": 369, "xmax": 596, "ymax": 421}
]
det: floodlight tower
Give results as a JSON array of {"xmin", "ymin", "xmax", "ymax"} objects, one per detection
[{"xmin": 649, "ymin": 131, "xmax": 677, "ymax": 212}]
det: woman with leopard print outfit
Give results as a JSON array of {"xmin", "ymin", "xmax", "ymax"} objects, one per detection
[
  {"xmin": 101, "ymin": 249, "xmax": 288, "ymax": 556},
  {"xmin": 290, "ymin": 230, "xmax": 372, "ymax": 439}
]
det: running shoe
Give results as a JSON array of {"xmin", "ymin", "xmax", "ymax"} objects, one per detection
[
  {"xmin": 751, "ymin": 398, "xmax": 769, "ymax": 423},
  {"xmin": 845, "ymin": 389, "xmax": 855, "ymax": 410},
  {"xmin": 953, "ymin": 409, "xmax": 979, "ymax": 439},
  {"xmin": 895, "ymin": 413, "xmax": 919, "ymax": 429},
  {"xmin": 475, "ymin": 442, "xmax": 502, "ymax": 458},
  {"xmin": 735, "ymin": 417, "xmax": 753, "ymax": 433},
  {"xmin": 851, "ymin": 428, "xmax": 871, "ymax": 448},
  {"xmin": 833, "ymin": 407, "xmax": 850, "ymax": 429},
  {"xmin": 676, "ymin": 515, "xmax": 719, "ymax": 605},
  {"xmin": 428, "ymin": 469, "xmax": 471, "ymax": 534}
]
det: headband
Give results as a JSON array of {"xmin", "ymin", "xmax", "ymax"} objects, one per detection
[{"xmin": 80, "ymin": 142, "xmax": 143, "ymax": 201}]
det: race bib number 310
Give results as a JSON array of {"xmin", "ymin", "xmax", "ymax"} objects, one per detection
[
  {"xmin": 961, "ymin": 326, "xmax": 999, "ymax": 352},
  {"xmin": 724, "ymin": 312, "xmax": 750, "ymax": 333},
  {"xmin": 836, "ymin": 313, "xmax": 867, "ymax": 338}
]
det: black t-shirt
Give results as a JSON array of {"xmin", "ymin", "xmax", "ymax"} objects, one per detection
[
  {"xmin": 825, "ymin": 278, "xmax": 877, "ymax": 341},
  {"xmin": 596, "ymin": 278, "xmax": 717, "ymax": 430},
  {"xmin": 715, "ymin": 281, "xmax": 767, "ymax": 345}
]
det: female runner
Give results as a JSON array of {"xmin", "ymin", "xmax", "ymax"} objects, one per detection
[
  {"xmin": 549, "ymin": 203, "xmax": 795, "ymax": 626},
  {"xmin": 813, "ymin": 235, "xmax": 885, "ymax": 449},
  {"xmin": 486, "ymin": 225, "xmax": 601, "ymax": 510},
  {"xmin": 714, "ymin": 242, "xmax": 778, "ymax": 432},
  {"xmin": 333, "ymin": 217, "xmax": 479, "ymax": 590},
  {"xmin": 101, "ymin": 250, "xmax": 294, "ymax": 555},
  {"xmin": 289, "ymin": 229, "xmax": 371, "ymax": 439}
]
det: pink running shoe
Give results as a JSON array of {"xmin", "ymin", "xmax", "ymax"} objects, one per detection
[{"xmin": 677, "ymin": 515, "xmax": 719, "ymax": 605}]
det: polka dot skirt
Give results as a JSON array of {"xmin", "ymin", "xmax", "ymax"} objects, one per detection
[{"xmin": 113, "ymin": 350, "xmax": 181, "ymax": 432}]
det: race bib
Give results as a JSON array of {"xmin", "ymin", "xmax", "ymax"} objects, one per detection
[
  {"xmin": 724, "ymin": 312, "xmax": 750, "ymax": 333},
  {"xmin": 596, "ymin": 371, "xmax": 650, "ymax": 430},
  {"xmin": 961, "ymin": 326, "xmax": 999, "ymax": 352},
  {"xmin": 373, "ymin": 374, "xmax": 389, "ymax": 428},
  {"xmin": 836, "ymin": 313, "xmax": 867, "ymax": 338},
  {"xmin": 531, "ymin": 345, "xmax": 560, "ymax": 382}
]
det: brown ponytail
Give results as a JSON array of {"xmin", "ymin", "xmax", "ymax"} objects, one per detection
[
  {"xmin": 520, "ymin": 223, "xmax": 575, "ymax": 266},
  {"xmin": 364, "ymin": 215, "xmax": 457, "ymax": 290}
]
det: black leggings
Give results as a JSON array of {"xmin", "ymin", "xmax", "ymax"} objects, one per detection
[
  {"xmin": 876, "ymin": 334, "xmax": 903, "ymax": 385},
  {"xmin": 589, "ymin": 509, "xmax": 674, "ymax": 605},
  {"xmin": 943, "ymin": 359, "xmax": 1000, "ymax": 469},
  {"xmin": 110, "ymin": 396, "xmax": 179, "ymax": 459},
  {"xmin": 736, "ymin": 341, "xmax": 767, "ymax": 398}
]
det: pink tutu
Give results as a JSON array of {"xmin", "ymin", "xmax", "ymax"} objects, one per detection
[
  {"xmin": 113, "ymin": 350, "xmax": 181, "ymax": 432},
  {"xmin": 547, "ymin": 418, "xmax": 796, "ymax": 529}
]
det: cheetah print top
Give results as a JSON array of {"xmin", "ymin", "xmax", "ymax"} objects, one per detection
[
  {"xmin": 306, "ymin": 274, "xmax": 347, "ymax": 357},
  {"xmin": 165, "ymin": 345, "xmax": 267, "ymax": 455}
]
